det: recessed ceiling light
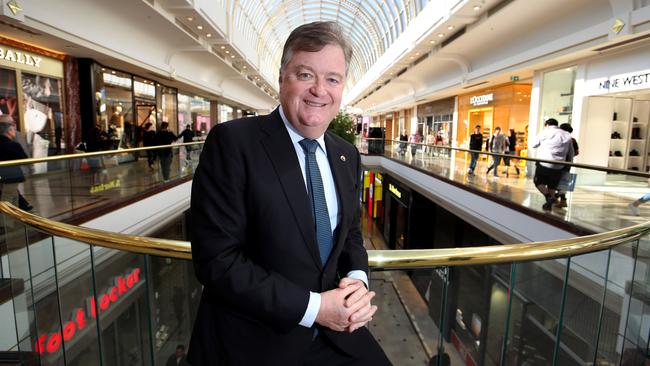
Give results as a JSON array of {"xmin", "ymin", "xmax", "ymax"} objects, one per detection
[
  {"xmin": 225, "ymin": 50, "xmax": 230, "ymax": 54},
  {"xmin": 410, "ymin": 56, "xmax": 414, "ymax": 59},
  {"xmin": 473, "ymin": 5, "xmax": 481, "ymax": 11},
  {"xmin": 438, "ymin": 33, "xmax": 445, "ymax": 38},
  {"xmin": 243, "ymin": 66, "xmax": 247, "ymax": 69},
  {"xmin": 111, "ymin": 71, "xmax": 116, "ymax": 74},
  {"xmin": 430, "ymin": 40, "xmax": 436, "ymax": 44},
  {"xmin": 231, "ymin": 55, "xmax": 235, "ymax": 58},
  {"xmin": 101, "ymin": 68, "xmax": 105, "ymax": 71},
  {"xmin": 187, "ymin": 17, "xmax": 193, "ymax": 21},
  {"xmin": 447, "ymin": 25, "xmax": 454, "ymax": 30},
  {"xmin": 206, "ymin": 33, "xmax": 212, "ymax": 38},
  {"xmin": 197, "ymin": 25, "xmax": 203, "ymax": 30},
  {"xmin": 415, "ymin": 52, "xmax": 420, "ymax": 56},
  {"xmin": 389, "ymin": 72, "xmax": 393, "ymax": 75}
]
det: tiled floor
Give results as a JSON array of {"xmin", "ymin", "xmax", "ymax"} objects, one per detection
[{"xmin": 6, "ymin": 149, "xmax": 199, "ymax": 222}]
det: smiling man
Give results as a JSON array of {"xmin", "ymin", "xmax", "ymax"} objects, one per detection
[{"xmin": 188, "ymin": 22, "xmax": 390, "ymax": 365}]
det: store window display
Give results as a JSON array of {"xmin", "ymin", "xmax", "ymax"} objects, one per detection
[{"xmin": 93, "ymin": 65, "xmax": 133, "ymax": 151}]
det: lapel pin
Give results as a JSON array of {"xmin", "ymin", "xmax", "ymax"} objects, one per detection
[{"xmin": 340, "ymin": 155, "xmax": 346, "ymax": 162}]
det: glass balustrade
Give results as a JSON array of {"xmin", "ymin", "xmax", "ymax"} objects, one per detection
[
  {"xmin": 1, "ymin": 208, "xmax": 649, "ymax": 365},
  {"xmin": 0, "ymin": 213, "xmax": 198, "ymax": 365},
  {"xmin": 358, "ymin": 138, "xmax": 649, "ymax": 233},
  {"xmin": 0, "ymin": 144, "xmax": 203, "ymax": 222}
]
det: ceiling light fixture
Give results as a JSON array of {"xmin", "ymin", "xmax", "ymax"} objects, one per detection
[
  {"xmin": 220, "ymin": 46, "xmax": 225, "ymax": 49},
  {"xmin": 447, "ymin": 25, "xmax": 454, "ymax": 30},
  {"xmin": 430, "ymin": 40, "xmax": 436, "ymax": 44},
  {"xmin": 438, "ymin": 33, "xmax": 444, "ymax": 38},
  {"xmin": 473, "ymin": 5, "xmax": 481, "ymax": 11},
  {"xmin": 225, "ymin": 50, "xmax": 230, "ymax": 54},
  {"xmin": 197, "ymin": 25, "xmax": 203, "ymax": 30},
  {"xmin": 231, "ymin": 55, "xmax": 235, "ymax": 58},
  {"xmin": 187, "ymin": 17, "xmax": 193, "ymax": 21},
  {"xmin": 206, "ymin": 33, "xmax": 212, "ymax": 38}
]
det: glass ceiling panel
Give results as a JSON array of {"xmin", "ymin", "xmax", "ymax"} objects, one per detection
[{"xmin": 229, "ymin": 0, "xmax": 429, "ymax": 93}]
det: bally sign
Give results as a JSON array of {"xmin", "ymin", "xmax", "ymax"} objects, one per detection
[
  {"xmin": 470, "ymin": 93, "xmax": 493, "ymax": 106},
  {"xmin": 0, "ymin": 46, "xmax": 42, "ymax": 68},
  {"xmin": 34, "ymin": 268, "xmax": 142, "ymax": 355}
]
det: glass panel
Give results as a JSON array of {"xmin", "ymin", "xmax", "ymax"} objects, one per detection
[
  {"xmin": 21, "ymin": 72, "xmax": 65, "ymax": 156},
  {"xmin": 90, "ymin": 248, "xmax": 151, "ymax": 365},
  {"xmin": 369, "ymin": 268, "xmax": 435, "ymax": 365},
  {"xmin": 502, "ymin": 258, "xmax": 571, "ymax": 365},
  {"xmin": 94, "ymin": 65, "xmax": 133, "ymax": 152},
  {"xmin": 556, "ymin": 250, "xmax": 611, "ymax": 365},
  {"xmin": 0, "ymin": 67, "xmax": 20, "ymax": 124},
  {"xmin": 1, "ymin": 214, "xmax": 28, "ymax": 358}
]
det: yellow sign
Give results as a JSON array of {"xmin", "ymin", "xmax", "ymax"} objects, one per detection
[
  {"xmin": 388, "ymin": 183, "xmax": 401, "ymax": 199},
  {"xmin": 90, "ymin": 179, "xmax": 121, "ymax": 194},
  {"xmin": 611, "ymin": 19, "xmax": 625, "ymax": 34},
  {"xmin": 7, "ymin": 0, "xmax": 21, "ymax": 15}
]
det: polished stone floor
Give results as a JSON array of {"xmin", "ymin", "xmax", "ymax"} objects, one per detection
[
  {"xmin": 362, "ymin": 142, "xmax": 649, "ymax": 233},
  {"xmin": 5, "ymin": 148, "xmax": 199, "ymax": 222}
]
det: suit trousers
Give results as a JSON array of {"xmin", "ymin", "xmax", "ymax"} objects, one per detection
[{"xmin": 303, "ymin": 331, "xmax": 392, "ymax": 366}]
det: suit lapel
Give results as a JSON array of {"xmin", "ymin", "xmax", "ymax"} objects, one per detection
[{"xmin": 259, "ymin": 110, "xmax": 323, "ymax": 270}]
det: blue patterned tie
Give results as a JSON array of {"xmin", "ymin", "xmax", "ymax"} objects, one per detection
[{"xmin": 299, "ymin": 139, "xmax": 333, "ymax": 265}]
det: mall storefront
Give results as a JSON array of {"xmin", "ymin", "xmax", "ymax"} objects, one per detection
[
  {"xmin": 78, "ymin": 60, "xmax": 216, "ymax": 153},
  {"xmin": 0, "ymin": 38, "xmax": 67, "ymax": 163},
  {"xmin": 456, "ymin": 84, "xmax": 532, "ymax": 157}
]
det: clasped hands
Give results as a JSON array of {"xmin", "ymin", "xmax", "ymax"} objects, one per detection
[{"xmin": 315, "ymin": 277, "xmax": 378, "ymax": 333}]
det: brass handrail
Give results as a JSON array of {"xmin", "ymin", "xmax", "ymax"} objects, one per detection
[
  {"xmin": 2, "ymin": 201, "xmax": 648, "ymax": 269},
  {"xmin": 0, "ymin": 141, "xmax": 205, "ymax": 168}
]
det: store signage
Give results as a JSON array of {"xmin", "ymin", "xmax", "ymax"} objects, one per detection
[
  {"xmin": 388, "ymin": 183, "xmax": 401, "ymax": 198},
  {"xmin": 469, "ymin": 93, "xmax": 493, "ymax": 106},
  {"xmin": 89, "ymin": 178, "xmax": 121, "ymax": 194},
  {"xmin": 34, "ymin": 268, "xmax": 142, "ymax": 355},
  {"xmin": 0, "ymin": 46, "xmax": 42, "ymax": 68},
  {"xmin": 597, "ymin": 70, "xmax": 650, "ymax": 93}
]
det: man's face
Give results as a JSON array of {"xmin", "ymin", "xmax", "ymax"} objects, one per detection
[
  {"xmin": 474, "ymin": 127, "xmax": 480, "ymax": 134},
  {"xmin": 279, "ymin": 44, "xmax": 346, "ymax": 139}
]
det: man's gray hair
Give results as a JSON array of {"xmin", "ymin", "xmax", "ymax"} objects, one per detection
[
  {"xmin": 279, "ymin": 21, "xmax": 353, "ymax": 77},
  {"xmin": 0, "ymin": 121, "xmax": 14, "ymax": 135}
]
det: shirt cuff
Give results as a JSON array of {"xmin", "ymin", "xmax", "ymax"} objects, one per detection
[
  {"xmin": 346, "ymin": 270, "xmax": 368, "ymax": 288},
  {"xmin": 299, "ymin": 291, "xmax": 321, "ymax": 328}
]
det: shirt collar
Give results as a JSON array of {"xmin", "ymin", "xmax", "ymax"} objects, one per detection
[{"xmin": 279, "ymin": 105, "xmax": 327, "ymax": 154}]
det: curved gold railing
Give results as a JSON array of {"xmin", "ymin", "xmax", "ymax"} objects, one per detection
[
  {"xmin": 0, "ymin": 141, "xmax": 205, "ymax": 168},
  {"xmin": 2, "ymin": 201, "xmax": 648, "ymax": 269}
]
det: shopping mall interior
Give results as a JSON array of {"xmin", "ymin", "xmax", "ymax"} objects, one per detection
[{"xmin": 1, "ymin": 0, "xmax": 650, "ymax": 365}]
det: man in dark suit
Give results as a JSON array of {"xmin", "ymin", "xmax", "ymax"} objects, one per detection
[
  {"xmin": 0, "ymin": 117, "xmax": 31, "ymax": 211},
  {"xmin": 188, "ymin": 21, "xmax": 390, "ymax": 365}
]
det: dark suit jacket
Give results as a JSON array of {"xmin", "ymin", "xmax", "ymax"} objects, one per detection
[
  {"xmin": 188, "ymin": 109, "xmax": 374, "ymax": 365},
  {"xmin": 0, "ymin": 135, "xmax": 28, "ymax": 184}
]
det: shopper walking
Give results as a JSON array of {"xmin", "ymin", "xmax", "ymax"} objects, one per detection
[
  {"xmin": 399, "ymin": 129, "xmax": 408, "ymax": 156},
  {"xmin": 142, "ymin": 122, "xmax": 156, "ymax": 170},
  {"xmin": 467, "ymin": 125, "xmax": 483, "ymax": 175},
  {"xmin": 155, "ymin": 122, "xmax": 177, "ymax": 181},
  {"xmin": 629, "ymin": 181, "xmax": 650, "ymax": 216},
  {"xmin": 486, "ymin": 127, "xmax": 508, "ymax": 179},
  {"xmin": 503, "ymin": 128, "xmax": 520, "ymax": 177},
  {"xmin": 0, "ymin": 117, "xmax": 32, "ymax": 211},
  {"xmin": 555, "ymin": 123, "xmax": 579, "ymax": 208},
  {"xmin": 532, "ymin": 118, "xmax": 574, "ymax": 211}
]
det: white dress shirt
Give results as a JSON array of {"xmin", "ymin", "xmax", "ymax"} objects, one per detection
[
  {"xmin": 532, "ymin": 126, "xmax": 574, "ymax": 169},
  {"xmin": 278, "ymin": 106, "xmax": 368, "ymax": 328}
]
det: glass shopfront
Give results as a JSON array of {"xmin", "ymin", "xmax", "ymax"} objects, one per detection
[
  {"xmin": 178, "ymin": 93, "xmax": 211, "ymax": 137},
  {"xmin": 0, "ymin": 40, "xmax": 66, "ymax": 160},
  {"xmin": 457, "ymin": 84, "xmax": 532, "ymax": 157},
  {"xmin": 417, "ymin": 97, "xmax": 456, "ymax": 156}
]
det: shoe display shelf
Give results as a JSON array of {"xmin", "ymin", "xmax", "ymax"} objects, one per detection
[{"xmin": 608, "ymin": 98, "xmax": 650, "ymax": 172}]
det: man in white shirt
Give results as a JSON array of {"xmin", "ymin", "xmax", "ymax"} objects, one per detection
[{"xmin": 532, "ymin": 118, "xmax": 574, "ymax": 211}]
